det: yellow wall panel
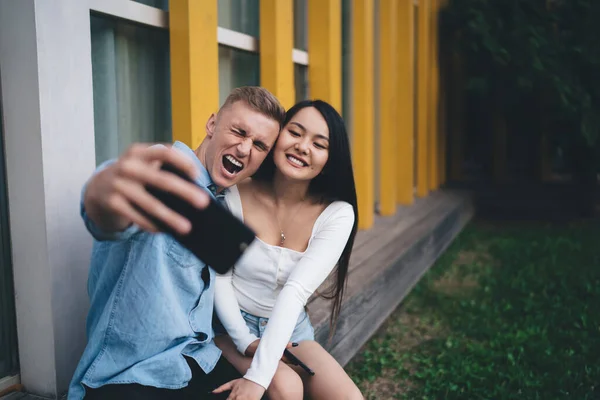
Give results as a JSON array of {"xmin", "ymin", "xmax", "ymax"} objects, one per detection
[
  {"xmin": 352, "ymin": 0, "xmax": 375, "ymax": 229},
  {"xmin": 378, "ymin": 0, "xmax": 398, "ymax": 216},
  {"xmin": 428, "ymin": 0, "xmax": 440, "ymax": 191},
  {"xmin": 416, "ymin": 0, "xmax": 430, "ymax": 197},
  {"xmin": 260, "ymin": 0, "xmax": 295, "ymax": 110},
  {"xmin": 308, "ymin": 0, "xmax": 342, "ymax": 112},
  {"xmin": 169, "ymin": 0, "xmax": 218, "ymax": 148},
  {"xmin": 397, "ymin": 0, "xmax": 415, "ymax": 205}
]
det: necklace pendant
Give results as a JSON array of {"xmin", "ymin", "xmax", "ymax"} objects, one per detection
[{"xmin": 280, "ymin": 231, "xmax": 286, "ymax": 246}]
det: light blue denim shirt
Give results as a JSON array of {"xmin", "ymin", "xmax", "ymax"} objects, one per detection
[{"xmin": 68, "ymin": 142, "xmax": 222, "ymax": 400}]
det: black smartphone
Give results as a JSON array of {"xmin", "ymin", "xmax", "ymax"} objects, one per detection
[
  {"xmin": 284, "ymin": 349, "xmax": 315, "ymax": 376},
  {"xmin": 145, "ymin": 163, "xmax": 256, "ymax": 274}
]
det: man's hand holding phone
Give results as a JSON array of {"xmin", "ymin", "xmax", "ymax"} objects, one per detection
[{"xmin": 84, "ymin": 144, "xmax": 208, "ymax": 235}]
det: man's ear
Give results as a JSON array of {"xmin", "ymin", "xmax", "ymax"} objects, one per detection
[{"xmin": 205, "ymin": 113, "xmax": 217, "ymax": 138}]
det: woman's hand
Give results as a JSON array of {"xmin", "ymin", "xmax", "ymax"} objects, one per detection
[
  {"xmin": 244, "ymin": 339, "xmax": 297, "ymax": 359},
  {"xmin": 212, "ymin": 378, "xmax": 266, "ymax": 400}
]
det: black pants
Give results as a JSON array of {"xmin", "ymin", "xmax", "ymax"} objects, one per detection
[{"xmin": 84, "ymin": 357, "xmax": 241, "ymax": 400}]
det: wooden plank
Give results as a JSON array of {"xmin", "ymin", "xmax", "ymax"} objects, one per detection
[
  {"xmin": 0, "ymin": 393, "xmax": 26, "ymax": 400},
  {"xmin": 320, "ymin": 201, "xmax": 473, "ymax": 365},
  {"xmin": 346, "ymin": 193, "xmax": 448, "ymax": 272},
  {"xmin": 309, "ymin": 192, "xmax": 465, "ymax": 326},
  {"xmin": 0, "ymin": 393, "xmax": 51, "ymax": 400},
  {"xmin": 305, "ymin": 191, "xmax": 473, "ymax": 365},
  {"xmin": 307, "ymin": 193, "xmax": 450, "ymax": 307}
]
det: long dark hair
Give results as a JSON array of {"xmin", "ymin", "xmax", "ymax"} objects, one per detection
[{"xmin": 253, "ymin": 100, "xmax": 359, "ymax": 336}]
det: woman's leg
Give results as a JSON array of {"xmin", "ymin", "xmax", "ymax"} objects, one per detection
[
  {"xmin": 215, "ymin": 335, "xmax": 304, "ymax": 400},
  {"xmin": 288, "ymin": 340, "xmax": 364, "ymax": 400}
]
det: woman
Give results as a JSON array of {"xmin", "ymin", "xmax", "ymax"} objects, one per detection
[{"xmin": 212, "ymin": 100, "xmax": 363, "ymax": 400}]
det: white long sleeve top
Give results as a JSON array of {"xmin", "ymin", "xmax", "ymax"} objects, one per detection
[{"xmin": 214, "ymin": 185, "xmax": 354, "ymax": 390}]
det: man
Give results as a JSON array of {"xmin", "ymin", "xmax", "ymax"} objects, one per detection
[{"xmin": 69, "ymin": 87, "xmax": 285, "ymax": 400}]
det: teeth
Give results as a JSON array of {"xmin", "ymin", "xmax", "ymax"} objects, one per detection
[
  {"xmin": 225, "ymin": 155, "xmax": 242, "ymax": 168},
  {"xmin": 287, "ymin": 155, "xmax": 305, "ymax": 167}
]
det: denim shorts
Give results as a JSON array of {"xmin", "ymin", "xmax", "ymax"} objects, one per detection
[{"xmin": 215, "ymin": 310, "xmax": 315, "ymax": 344}]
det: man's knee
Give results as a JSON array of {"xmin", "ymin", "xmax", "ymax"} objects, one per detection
[{"xmin": 267, "ymin": 368, "xmax": 304, "ymax": 400}]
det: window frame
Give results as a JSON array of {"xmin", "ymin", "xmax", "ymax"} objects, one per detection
[{"xmin": 88, "ymin": 0, "xmax": 309, "ymax": 66}]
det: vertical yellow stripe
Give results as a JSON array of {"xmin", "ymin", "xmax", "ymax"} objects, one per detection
[
  {"xmin": 397, "ymin": 0, "xmax": 415, "ymax": 205},
  {"xmin": 308, "ymin": 0, "xmax": 342, "ymax": 112},
  {"xmin": 438, "ymin": 0, "xmax": 448, "ymax": 185},
  {"xmin": 438, "ymin": 67, "xmax": 447, "ymax": 185},
  {"xmin": 378, "ymin": 0, "xmax": 398, "ymax": 216},
  {"xmin": 260, "ymin": 0, "xmax": 295, "ymax": 110},
  {"xmin": 438, "ymin": 91, "xmax": 447, "ymax": 185},
  {"xmin": 352, "ymin": 0, "xmax": 375, "ymax": 229},
  {"xmin": 416, "ymin": 0, "xmax": 430, "ymax": 197},
  {"xmin": 428, "ymin": 0, "xmax": 439, "ymax": 190},
  {"xmin": 169, "ymin": 0, "xmax": 218, "ymax": 148}
]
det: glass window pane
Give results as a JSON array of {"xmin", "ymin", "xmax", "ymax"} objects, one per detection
[
  {"xmin": 0, "ymin": 99, "xmax": 19, "ymax": 379},
  {"xmin": 219, "ymin": 46, "xmax": 260, "ymax": 105},
  {"xmin": 294, "ymin": 0, "xmax": 308, "ymax": 50},
  {"xmin": 218, "ymin": 0, "xmax": 260, "ymax": 37},
  {"xmin": 90, "ymin": 15, "xmax": 172, "ymax": 165},
  {"xmin": 295, "ymin": 64, "xmax": 309, "ymax": 103},
  {"xmin": 132, "ymin": 0, "xmax": 169, "ymax": 11}
]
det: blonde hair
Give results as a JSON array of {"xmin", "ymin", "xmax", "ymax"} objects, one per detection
[{"xmin": 219, "ymin": 86, "xmax": 286, "ymax": 128}]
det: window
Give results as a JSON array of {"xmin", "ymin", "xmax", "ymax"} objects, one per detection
[
  {"xmin": 90, "ymin": 15, "xmax": 171, "ymax": 165},
  {"xmin": 218, "ymin": 0, "xmax": 260, "ymax": 37},
  {"xmin": 217, "ymin": 0, "xmax": 260, "ymax": 104},
  {"xmin": 218, "ymin": 46, "xmax": 260, "ymax": 105},
  {"xmin": 132, "ymin": 0, "xmax": 169, "ymax": 11},
  {"xmin": 294, "ymin": 0, "xmax": 308, "ymax": 51},
  {"xmin": 294, "ymin": 64, "xmax": 309, "ymax": 102},
  {"xmin": 0, "ymin": 99, "xmax": 19, "ymax": 381},
  {"xmin": 294, "ymin": 0, "xmax": 309, "ymax": 102}
]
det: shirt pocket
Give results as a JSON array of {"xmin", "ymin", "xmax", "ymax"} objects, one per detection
[{"xmin": 165, "ymin": 235, "xmax": 202, "ymax": 268}]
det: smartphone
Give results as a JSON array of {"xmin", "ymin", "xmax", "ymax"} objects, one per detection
[
  {"xmin": 145, "ymin": 163, "xmax": 256, "ymax": 274},
  {"xmin": 284, "ymin": 349, "xmax": 315, "ymax": 376}
]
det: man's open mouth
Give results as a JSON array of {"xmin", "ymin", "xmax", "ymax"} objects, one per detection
[{"xmin": 223, "ymin": 155, "xmax": 244, "ymax": 175}]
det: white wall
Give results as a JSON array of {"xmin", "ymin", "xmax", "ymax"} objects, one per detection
[{"xmin": 0, "ymin": 0, "xmax": 96, "ymax": 397}]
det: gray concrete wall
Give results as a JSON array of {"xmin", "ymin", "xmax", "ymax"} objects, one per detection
[{"xmin": 0, "ymin": 0, "xmax": 96, "ymax": 397}]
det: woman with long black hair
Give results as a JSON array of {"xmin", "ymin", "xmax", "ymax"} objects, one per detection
[{"xmin": 213, "ymin": 100, "xmax": 363, "ymax": 400}]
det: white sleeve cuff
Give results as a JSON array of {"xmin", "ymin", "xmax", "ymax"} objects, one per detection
[
  {"xmin": 243, "ymin": 370, "xmax": 271, "ymax": 391},
  {"xmin": 234, "ymin": 332, "xmax": 260, "ymax": 356}
]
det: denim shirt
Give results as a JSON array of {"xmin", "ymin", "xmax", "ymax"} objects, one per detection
[{"xmin": 68, "ymin": 142, "xmax": 222, "ymax": 400}]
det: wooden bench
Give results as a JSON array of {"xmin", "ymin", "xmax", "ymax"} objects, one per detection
[{"xmin": 308, "ymin": 190, "xmax": 474, "ymax": 366}]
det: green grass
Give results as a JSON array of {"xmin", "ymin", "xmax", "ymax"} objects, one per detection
[{"xmin": 346, "ymin": 220, "xmax": 600, "ymax": 399}]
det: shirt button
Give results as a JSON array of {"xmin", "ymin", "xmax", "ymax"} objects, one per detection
[{"xmin": 196, "ymin": 332, "xmax": 208, "ymax": 341}]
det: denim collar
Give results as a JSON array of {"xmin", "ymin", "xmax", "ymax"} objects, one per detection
[{"xmin": 172, "ymin": 141, "xmax": 227, "ymax": 198}]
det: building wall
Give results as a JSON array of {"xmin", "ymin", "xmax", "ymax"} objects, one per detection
[{"xmin": 0, "ymin": 0, "xmax": 444, "ymax": 397}]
